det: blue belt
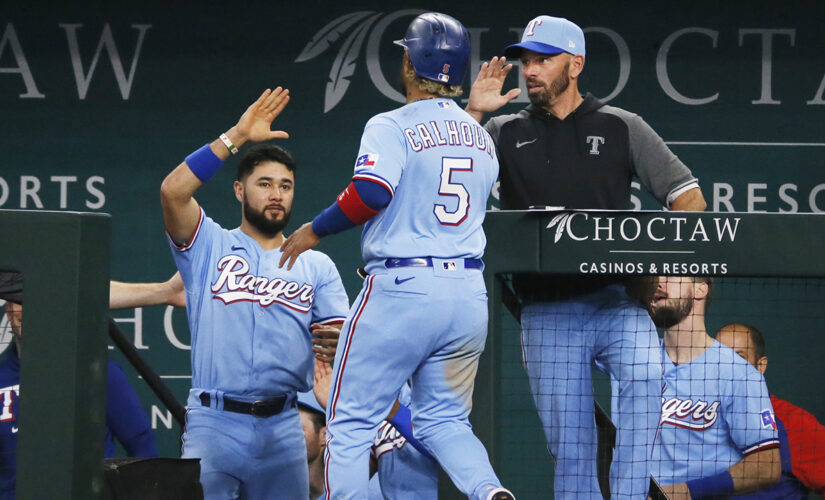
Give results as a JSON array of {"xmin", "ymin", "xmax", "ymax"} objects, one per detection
[{"xmin": 385, "ymin": 257, "xmax": 483, "ymax": 269}]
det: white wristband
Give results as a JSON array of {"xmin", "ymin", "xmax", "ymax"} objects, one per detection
[{"xmin": 219, "ymin": 133, "xmax": 239, "ymax": 155}]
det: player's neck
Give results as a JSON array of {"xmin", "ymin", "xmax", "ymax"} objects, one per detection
[
  {"xmin": 404, "ymin": 84, "xmax": 439, "ymax": 104},
  {"xmin": 239, "ymin": 221, "xmax": 285, "ymax": 250},
  {"xmin": 663, "ymin": 316, "xmax": 713, "ymax": 365},
  {"xmin": 543, "ymin": 86, "xmax": 583, "ymax": 120}
]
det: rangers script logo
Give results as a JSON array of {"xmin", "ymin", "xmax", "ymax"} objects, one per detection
[
  {"xmin": 211, "ymin": 255, "xmax": 315, "ymax": 313},
  {"xmin": 372, "ymin": 420, "xmax": 407, "ymax": 458},
  {"xmin": 661, "ymin": 396, "xmax": 721, "ymax": 430}
]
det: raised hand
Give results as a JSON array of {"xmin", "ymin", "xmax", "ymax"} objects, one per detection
[
  {"xmin": 234, "ymin": 87, "xmax": 291, "ymax": 144},
  {"xmin": 313, "ymin": 358, "xmax": 333, "ymax": 410},
  {"xmin": 465, "ymin": 57, "xmax": 522, "ymax": 121}
]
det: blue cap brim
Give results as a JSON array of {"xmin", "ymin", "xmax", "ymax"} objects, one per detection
[{"xmin": 503, "ymin": 41, "xmax": 566, "ymax": 58}]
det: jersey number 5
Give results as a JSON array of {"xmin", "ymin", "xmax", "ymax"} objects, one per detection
[{"xmin": 434, "ymin": 157, "xmax": 473, "ymax": 226}]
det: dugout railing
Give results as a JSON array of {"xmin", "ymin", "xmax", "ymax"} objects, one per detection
[
  {"xmin": 0, "ymin": 209, "xmax": 110, "ymax": 500},
  {"xmin": 463, "ymin": 209, "xmax": 825, "ymax": 500}
]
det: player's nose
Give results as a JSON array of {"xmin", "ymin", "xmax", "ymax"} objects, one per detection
[{"xmin": 522, "ymin": 60, "xmax": 539, "ymax": 76}]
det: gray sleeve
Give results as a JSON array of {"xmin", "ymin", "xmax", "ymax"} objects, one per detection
[
  {"xmin": 604, "ymin": 107, "xmax": 699, "ymax": 208},
  {"xmin": 483, "ymin": 116, "xmax": 503, "ymax": 146}
]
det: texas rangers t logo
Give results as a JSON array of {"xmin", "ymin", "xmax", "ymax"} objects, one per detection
[
  {"xmin": 211, "ymin": 255, "xmax": 315, "ymax": 312},
  {"xmin": 525, "ymin": 19, "xmax": 543, "ymax": 37},
  {"xmin": 0, "ymin": 385, "xmax": 19, "ymax": 422},
  {"xmin": 586, "ymin": 136, "xmax": 605, "ymax": 155}
]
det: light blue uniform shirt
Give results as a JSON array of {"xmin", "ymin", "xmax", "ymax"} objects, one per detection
[
  {"xmin": 652, "ymin": 341, "xmax": 779, "ymax": 485},
  {"xmin": 170, "ymin": 208, "xmax": 348, "ymax": 398},
  {"xmin": 352, "ymin": 98, "xmax": 498, "ymax": 267}
]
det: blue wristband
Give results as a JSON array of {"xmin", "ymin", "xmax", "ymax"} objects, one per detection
[
  {"xmin": 685, "ymin": 471, "xmax": 734, "ymax": 499},
  {"xmin": 312, "ymin": 201, "xmax": 356, "ymax": 237},
  {"xmin": 185, "ymin": 144, "xmax": 223, "ymax": 182}
]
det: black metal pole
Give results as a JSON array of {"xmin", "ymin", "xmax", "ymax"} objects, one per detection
[{"xmin": 108, "ymin": 317, "xmax": 186, "ymax": 428}]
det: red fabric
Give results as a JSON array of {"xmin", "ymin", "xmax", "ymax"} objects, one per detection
[
  {"xmin": 336, "ymin": 182, "xmax": 379, "ymax": 225},
  {"xmin": 772, "ymin": 395, "xmax": 825, "ymax": 497}
]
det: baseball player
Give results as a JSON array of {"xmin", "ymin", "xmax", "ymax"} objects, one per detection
[
  {"xmin": 465, "ymin": 15, "xmax": 707, "ymax": 499},
  {"xmin": 717, "ymin": 323, "xmax": 825, "ymax": 499},
  {"xmin": 300, "ymin": 369, "xmax": 438, "ymax": 500},
  {"xmin": 279, "ymin": 12, "xmax": 514, "ymax": 500},
  {"xmin": 160, "ymin": 87, "xmax": 349, "ymax": 499},
  {"xmin": 297, "ymin": 388, "xmax": 328, "ymax": 500},
  {"xmin": 0, "ymin": 302, "xmax": 158, "ymax": 500},
  {"xmin": 650, "ymin": 277, "xmax": 781, "ymax": 499}
]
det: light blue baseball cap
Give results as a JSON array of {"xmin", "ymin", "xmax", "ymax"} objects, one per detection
[
  {"xmin": 296, "ymin": 391, "xmax": 325, "ymax": 416},
  {"xmin": 504, "ymin": 15, "xmax": 585, "ymax": 58}
]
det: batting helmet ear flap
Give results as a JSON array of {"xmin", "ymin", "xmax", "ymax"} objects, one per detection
[{"xmin": 393, "ymin": 12, "xmax": 471, "ymax": 86}]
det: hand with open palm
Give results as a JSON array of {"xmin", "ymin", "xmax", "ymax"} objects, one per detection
[{"xmin": 232, "ymin": 87, "xmax": 291, "ymax": 145}]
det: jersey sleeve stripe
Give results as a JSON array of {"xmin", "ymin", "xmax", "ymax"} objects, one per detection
[
  {"xmin": 167, "ymin": 206, "xmax": 204, "ymax": 252},
  {"xmin": 665, "ymin": 179, "xmax": 700, "ymax": 208},
  {"xmin": 324, "ymin": 275, "xmax": 376, "ymax": 497},
  {"xmin": 315, "ymin": 316, "xmax": 346, "ymax": 325},
  {"xmin": 742, "ymin": 438, "xmax": 781, "ymax": 456},
  {"xmin": 328, "ymin": 275, "xmax": 375, "ymax": 425},
  {"xmin": 352, "ymin": 173, "xmax": 394, "ymax": 197}
]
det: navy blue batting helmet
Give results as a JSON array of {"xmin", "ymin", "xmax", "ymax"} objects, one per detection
[{"xmin": 394, "ymin": 12, "xmax": 471, "ymax": 86}]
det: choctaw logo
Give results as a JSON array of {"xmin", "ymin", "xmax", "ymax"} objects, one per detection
[
  {"xmin": 295, "ymin": 9, "xmax": 426, "ymax": 113},
  {"xmin": 661, "ymin": 397, "xmax": 721, "ymax": 430},
  {"xmin": 546, "ymin": 212, "xmax": 741, "ymax": 244},
  {"xmin": 211, "ymin": 255, "xmax": 315, "ymax": 313}
]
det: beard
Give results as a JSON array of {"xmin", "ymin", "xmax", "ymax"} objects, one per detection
[
  {"xmin": 649, "ymin": 297, "xmax": 694, "ymax": 329},
  {"xmin": 527, "ymin": 61, "xmax": 570, "ymax": 108},
  {"xmin": 243, "ymin": 195, "xmax": 291, "ymax": 237}
]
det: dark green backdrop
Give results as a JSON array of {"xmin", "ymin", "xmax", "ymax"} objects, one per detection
[{"xmin": 2, "ymin": 0, "xmax": 824, "ymax": 465}]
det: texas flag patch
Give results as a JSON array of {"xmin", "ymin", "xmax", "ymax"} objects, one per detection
[
  {"xmin": 355, "ymin": 153, "xmax": 378, "ymax": 170},
  {"xmin": 761, "ymin": 409, "xmax": 777, "ymax": 430}
]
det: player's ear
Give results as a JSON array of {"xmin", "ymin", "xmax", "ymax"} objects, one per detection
[
  {"xmin": 569, "ymin": 54, "xmax": 585, "ymax": 79},
  {"xmin": 320, "ymin": 425, "xmax": 327, "ymax": 445},
  {"xmin": 694, "ymin": 280, "xmax": 709, "ymax": 301},
  {"xmin": 233, "ymin": 180, "xmax": 244, "ymax": 203},
  {"xmin": 756, "ymin": 356, "xmax": 768, "ymax": 375}
]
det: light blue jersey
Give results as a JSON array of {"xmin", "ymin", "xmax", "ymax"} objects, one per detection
[
  {"xmin": 353, "ymin": 98, "xmax": 497, "ymax": 268},
  {"xmin": 652, "ymin": 341, "xmax": 780, "ymax": 485},
  {"xmin": 325, "ymin": 98, "xmax": 505, "ymax": 500},
  {"xmin": 170, "ymin": 208, "xmax": 349, "ymax": 398},
  {"xmin": 172, "ymin": 208, "xmax": 348, "ymax": 500}
]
